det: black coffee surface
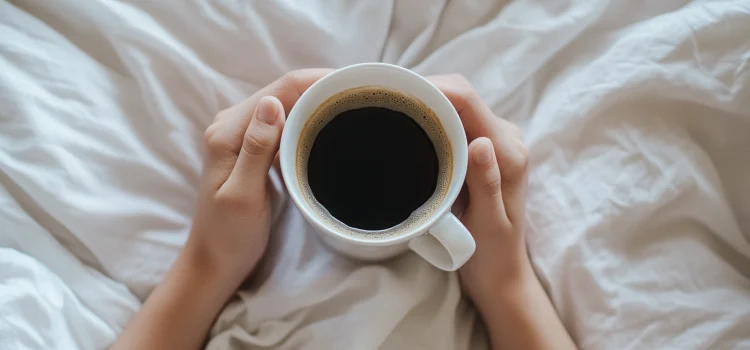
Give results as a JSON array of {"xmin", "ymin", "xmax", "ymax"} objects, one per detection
[{"xmin": 307, "ymin": 107, "xmax": 439, "ymax": 230}]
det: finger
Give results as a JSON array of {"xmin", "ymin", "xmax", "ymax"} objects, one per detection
[
  {"xmin": 426, "ymin": 74, "xmax": 497, "ymax": 141},
  {"xmin": 203, "ymin": 69, "xmax": 332, "ymax": 189},
  {"xmin": 427, "ymin": 75, "xmax": 520, "ymax": 162},
  {"xmin": 214, "ymin": 68, "xmax": 334, "ymax": 119},
  {"xmin": 497, "ymin": 137, "xmax": 529, "ymax": 228},
  {"xmin": 215, "ymin": 69, "xmax": 333, "ymax": 151},
  {"xmin": 427, "ymin": 74, "xmax": 528, "ymax": 225},
  {"xmin": 465, "ymin": 137, "xmax": 509, "ymax": 226},
  {"xmin": 223, "ymin": 96, "xmax": 284, "ymax": 193}
]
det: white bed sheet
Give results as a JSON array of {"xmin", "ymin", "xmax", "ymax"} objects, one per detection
[{"xmin": 1, "ymin": 0, "xmax": 749, "ymax": 349}]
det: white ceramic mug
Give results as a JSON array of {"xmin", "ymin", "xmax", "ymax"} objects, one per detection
[{"xmin": 279, "ymin": 63, "xmax": 475, "ymax": 271}]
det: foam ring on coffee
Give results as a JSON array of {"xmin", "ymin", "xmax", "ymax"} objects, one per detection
[{"xmin": 296, "ymin": 86, "xmax": 453, "ymax": 239}]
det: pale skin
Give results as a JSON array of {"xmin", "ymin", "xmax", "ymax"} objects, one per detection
[{"xmin": 112, "ymin": 70, "xmax": 577, "ymax": 350}]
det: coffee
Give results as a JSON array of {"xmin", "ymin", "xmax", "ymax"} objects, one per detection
[
  {"xmin": 307, "ymin": 106, "xmax": 438, "ymax": 230},
  {"xmin": 296, "ymin": 87, "xmax": 452, "ymax": 238}
]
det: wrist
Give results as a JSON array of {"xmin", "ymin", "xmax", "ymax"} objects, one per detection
[
  {"xmin": 179, "ymin": 241, "xmax": 245, "ymax": 299},
  {"xmin": 112, "ymin": 242, "xmax": 240, "ymax": 350},
  {"xmin": 471, "ymin": 257, "xmax": 540, "ymax": 312},
  {"xmin": 471, "ymin": 260, "xmax": 551, "ymax": 328},
  {"xmin": 469, "ymin": 261, "xmax": 576, "ymax": 350}
]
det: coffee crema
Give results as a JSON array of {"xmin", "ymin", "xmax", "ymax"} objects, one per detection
[{"xmin": 296, "ymin": 86, "xmax": 452, "ymax": 239}]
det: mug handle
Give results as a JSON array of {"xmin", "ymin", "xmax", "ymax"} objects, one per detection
[{"xmin": 408, "ymin": 213, "xmax": 476, "ymax": 271}]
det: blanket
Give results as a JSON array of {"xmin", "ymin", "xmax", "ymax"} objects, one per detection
[{"xmin": 1, "ymin": 0, "xmax": 748, "ymax": 349}]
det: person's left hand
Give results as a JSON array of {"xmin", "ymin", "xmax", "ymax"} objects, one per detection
[
  {"xmin": 186, "ymin": 69, "xmax": 332, "ymax": 290},
  {"xmin": 112, "ymin": 70, "xmax": 335, "ymax": 350}
]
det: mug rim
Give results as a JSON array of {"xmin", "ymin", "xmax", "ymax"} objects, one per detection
[{"xmin": 280, "ymin": 62, "xmax": 468, "ymax": 247}]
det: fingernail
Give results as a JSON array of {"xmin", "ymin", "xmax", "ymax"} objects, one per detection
[
  {"xmin": 473, "ymin": 138, "xmax": 493, "ymax": 164},
  {"xmin": 256, "ymin": 96, "xmax": 278, "ymax": 124}
]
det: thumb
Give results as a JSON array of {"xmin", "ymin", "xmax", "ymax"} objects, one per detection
[
  {"xmin": 465, "ymin": 137, "xmax": 508, "ymax": 222},
  {"xmin": 225, "ymin": 96, "xmax": 285, "ymax": 191}
]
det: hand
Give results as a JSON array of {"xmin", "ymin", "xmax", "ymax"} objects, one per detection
[
  {"xmin": 187, "ymin": 69, "xmax": 333, "ymax": 290},
  {"xmin": 429, "ymin": 75, "xmax": 575, "ymax": 350},
  {"xmin": 112, "ymin": 70, "xmax": 333, "ymax": 350},
  {"xmin": 427, "ymin": 75, "xmax": 531, "ymax": 307}
]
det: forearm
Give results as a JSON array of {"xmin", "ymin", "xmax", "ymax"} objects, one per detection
[
  {"xmin": 111, "ymin": 244, "xmax": 238, "ymax": 350},
  {"xmin": 475, "ymin": 264, "xmax": 577, "ymax": 350}
]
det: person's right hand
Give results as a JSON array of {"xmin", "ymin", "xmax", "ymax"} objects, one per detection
[
  {"xmin": 427, "ymin": 75, "xmax": 577, "ymax": 350},
  {"xmin": 427, "ymin": 75, "xmax": 531, "ymax": 308}
]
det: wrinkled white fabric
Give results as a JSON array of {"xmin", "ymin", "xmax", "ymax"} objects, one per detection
[{"xmin": 0, "ymin": 0, "xmax": 748, "ymax": 349}]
